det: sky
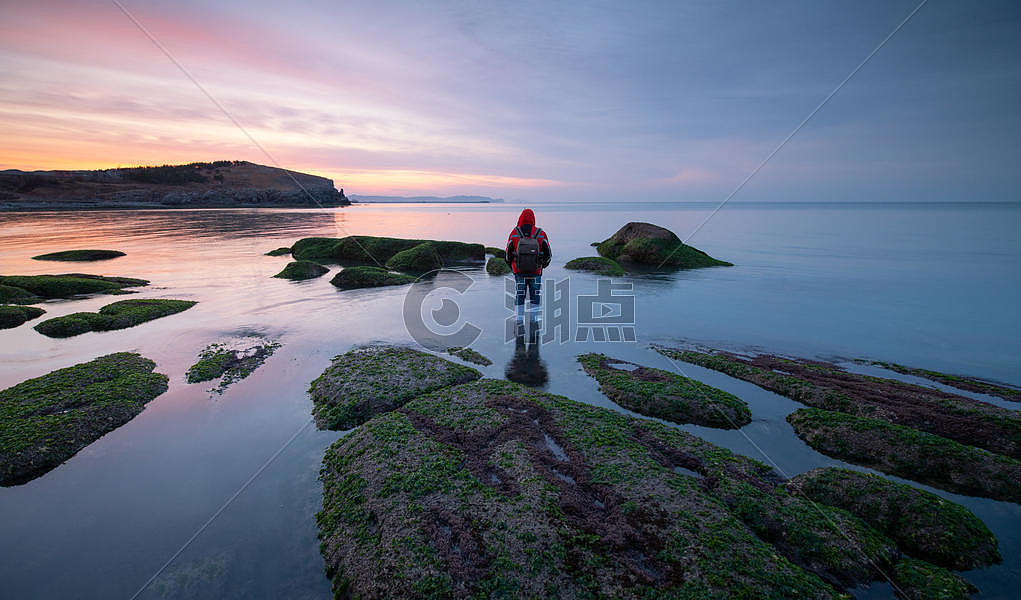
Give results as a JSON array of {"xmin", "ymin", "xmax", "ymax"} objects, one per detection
[{"xmin": 1, "ymin": 0, "xmax": 1019, "ymax": 202}]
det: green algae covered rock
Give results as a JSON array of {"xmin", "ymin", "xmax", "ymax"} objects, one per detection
[
  {"xmin": 0, "ymin": 305, "xmax": 45, "ymax": 329},
  {"xmin": 787, "ymin": 467, "xmax": 999, "ymax": 570},
  {"xmin": 565, "ymin": 256, "xmax": 626, "ymax": 276},
  {"xmin": 0, "ymin": 352, "xmax": 168, "ymax": 485},
  {"xmin": 31, "ymin": 249, "xmax": 125, "ymax": 261},
  {"xmin": 34, "ymin": 298, "xmax": 197, "ymax": 338},
  {"xmin": 0, "ymin": 284, "xmax": 37, "ymax": 304},
  {"xmin": 485, "ymin": 246, "xmax": 506, "ymax": 259},
  {"xmin": 485, "ymin": 256, "xmax": 510, "ymax": 275},
  {"xmin": 0, "ymin": 273, "xmax": 148, "ymax": 301},
  {"xmin": 579, "ymin": 353, "xmax": 751, "ymax": 429},
  {"xmin": 891, "ymin": 558, "xmax": 975, "ymax": 600},
  {"xmin": 596, "ymin": 222, "xmax": 732, "ymax": 269},
  {"xmin": 317, "ymin": 376, "xmax": 896, "ymax": 599},
  {"xmin": 787, "ymin": 408, "xmax": 1021, "ymax": 504},
  {"xmin": 309, "ymin": 346, "xmax": 481, "ymax": 430},
  {"xmin": 273, "ymin": 260, "xmax": 329, "ymax": 280},
  {"xmin": 872, "ymin": 361, "xmax": 1021, "ymax": 403},
  {"xmin": 187, "ymin": 340, "xmax": 281, "ymax": 394},
  {"xmin": 385, "ymin": 242, "xmax": 442, "ymax": 273},
  {"xmin": 264, "ymin": 247, "xmax": 291, "ymax": 256},
  {"xmin": 447, "ymin": 346, "xmax": 492, "ymax": 366},
  {"xmin": 329, "ymin": 266, "xmax": 415, "ymax": 290},
  {"xmin": 291, "ymin": 235, "xmax": 484, "ymax": 266}
]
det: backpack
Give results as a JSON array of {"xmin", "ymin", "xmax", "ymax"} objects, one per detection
[{"xmin": 514, "ymin": 226, "xmax": 541, "ymax": 273}]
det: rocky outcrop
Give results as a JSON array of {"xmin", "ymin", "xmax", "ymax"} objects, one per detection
[
  {"xmin": 565, "ymin": 256, "xmax": 625, "ymax": 276},
  {"xmin": 0, "ymin": 273, "xmax": 148, "ymax": 302},
  {"xmin": 485, "ymin": 256, "xmax": 510, "ymax": 275},
  {"xmin": 292, "ymin": 235, "xmax": 484, "ymax": 266},
  {"xmin": 34, "ymin": 299, "xmax": 196, "ymax": 337},
  {"xmin": 0, "ymin": 306, "xmax": 45, "ymax": 329},
  {"xmin": 31, "ymin": 250, "xmax": 125, "ymax": 262},
  {"xmin": 596, "ymin": 222, "xmax": 732, "ymax": 268},
  {"xmin": 329, "ymin": 266, "xmax": 415, "ymax": 290},
  {"xmin": 273, "ymin": 260, "xmax": 329, "ymax": 280},
  {"xmin": 0, "ymin": 161, "xmax": 349, "ymax": 210}
]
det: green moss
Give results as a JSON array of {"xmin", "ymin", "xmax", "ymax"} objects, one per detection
[
  {"xmin": 273, "ymin": 260, "xmax": 329, "ymax": 280},
  {"xmin": 0, "ymin": 305, "xmax": 45, "ymax": 329},
  {"xmin": 385, "ymin": 242, "xmax": 442, "ymax": 273},
  {"xmin": 0, "ymin": 352, "xmax": 168, "ymax": 485},
  {"xmin": 447, "ymin": 346, "xmax": 492, "ymax": 366},
  {"xmin": 596, "ymin": 226, "xmax": 732, "ymax": 268},
  {"xmin": 291, "ymin": 235, "xmax": 484, "ymax": 265},
  {"xmin": 31, "ymin": 250, "xmax": 125, "ymax": 261},
  {"xmin": 787, "ymin": 408, "xmax": 1021, "ymax": 504},
  {"xmin": 329, "ymin": 266, "xmax": 415, "ymax": 290},
  {"xmin": 788, "ymin": 467, "xmax": 999, "ymax": 570},
  {"xmin": 873, "ymin": 361, "xmax": 1021, "ymax": 403},
  {"xmin": 485, "ymin": 256, "xmax": 511, "ymax": 275},
  {"xmin": 34, "ymin": 299, "xmax": 197, "ymax": 338},
  {"xmin": 290, "ymin": 237, "xmax": 342, "ymax": 261},
  {"xmin": 186, "ymin": 341, "xmax": 281, "ymax": 393},
  {"xmin": 578, "ymin": 353, "xmax": 751, "ymax": 429},
  {"xmin": 891, "ymin": 558, "xmax": 975, "ymax": 600},
  {"xmin": 0, "ymin": 274, "xmax": 148, "ymax": 300},
  {"xmin": 485, "ymin": 246, "xmax": 506, "ymax": 259},
  {"xmin": 309, "ymin": 346, "xmax": 481, "ymax": 430},
  {"xmin": 0, "ymin": 284, "xmax": 37, "ymax": 304},
  {"xmin": 564, "ymin": 256, "xmax": 626, "ymax": 276},
  {"xmin": 264, "ymin": 247, "xmax": 291, "ymax": 256}
]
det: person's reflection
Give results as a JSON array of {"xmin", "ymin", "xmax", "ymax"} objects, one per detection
[{"xmin": 505, "ymin": 315, "xmax": 548, "ymax": 387}]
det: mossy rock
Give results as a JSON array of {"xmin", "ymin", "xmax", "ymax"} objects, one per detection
[
  {"xmin": 872, "ymin": 361, "xmax": 1021, "ymax": 403},
  {"xmin": 660, "ymin": 347, "xmax": 1021, "ymax": 460},
  {"xmin": 891, "ymin": 558, "xmax": 975, "ymax": 600},
  {"xmin": 0, "ymin": 305, "xmax": 45, "ymax": 329},
  {"xmin": 329, "ymin": 267, "xmax": 415, "ymax": 290},
  {"xmin": 291, "ymin": 235, "xmax": 484, "ymax": 265},
  {"xmin": 264, "ymin": 247, "xmax": 291, "ymax": 256},
  {"xmin": 565, "ymin": 256, "xmax": 626, "ymax": 276},
  {"xmin": 31, "ymin": 249, "xmax": 125, "ymax": 261},
  {"xmin": 485, "ymin": 246, "xmax": 506, "ymax": 259},
  {"xmin": 34, "ymin": 298, "xmax": 197, "ymax": 338},
  {"xmin": 309, "ymin": 346, "xmax": 481, "ymax": 430},
  {"xmin": 485, "ymin": 256, "xmax": 511, "ymax": 275},
  {"xmin": 0, "ymin": 352, "xmax": 168, "ymax": 485},
  {"xmin": 596, "ymin": 222, "xmax": 732, "ymax": 269},
  {"xmin": 273, "ymin": 260, "xmax": 329, "ymax": 280},
  {"xmin": 385, "ymin": 242, "xmax": 442, "ymax": 273},
  {"xmin": 187, "ymin": 341, "xmax": 281, "ymax": 394},
  {"xmin": 788, "ymin": 467, "xmax": 999, "ymax": 570},
  {"xmin": 0, "ymin": 284, "xmax": 38, "ymax": 304},
  {"xmin": 0, "ymin": 274, "xmax": 148, "ymax": 300},
  {"xmin": 579, "ymin": 353, "xmax": 751, "ymax": 429},
  {"xmin": 447, "ymin": 346, "xmax": 492, "ymax": 366},
  {"xmin": 318, "ymin": 376, "xmax": 896, "ymax": 598},
  {"xmin": 787, "ymin": 408, "xmax": 1021, "ymax": 504}
]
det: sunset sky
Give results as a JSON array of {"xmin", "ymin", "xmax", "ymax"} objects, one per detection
[{"xmin": 1, "ymin": 0, "xmax": 1019, "ymax": 201}]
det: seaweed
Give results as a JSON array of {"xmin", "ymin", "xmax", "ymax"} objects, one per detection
[{"xmin": 186, "ymin": 340, "xmax": 281, "ymax": 394}]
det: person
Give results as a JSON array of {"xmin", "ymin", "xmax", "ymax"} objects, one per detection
[
  {"xmin": 505, "ymin": 313, "xmax": 548, "ymax": 387},
  {"xmin": 505, "ymin": 208, "xmax": 551, "ymax": 316}
]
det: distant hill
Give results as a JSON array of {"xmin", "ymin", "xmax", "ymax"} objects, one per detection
[
  {"xmin": 0, "ymin": 161, "xmax": 349, "ymax": 210},
  {"xmin": 350, "ymin": 195, "xmax": 503, "ymax": 204}
]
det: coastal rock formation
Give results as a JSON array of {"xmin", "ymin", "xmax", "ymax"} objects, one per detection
[
  {"xmin": 34, "ymin": 298, "xmax": 196, "ymax": 337},
  {"xmin": 385, "ymin": 242, "xmax": 443, "ymax": 273},
  {"xmin": 871, "ymin": 360, "xmax": 1021, "ymax": 403},
  {"xmin": 31, "ymin": 249, "xmax": 125, "ymax": 261},
  {"xmin": 565, "ymin": 256, "xmax": 625, "ymax": 276},
  {"xmin": 891, "ymin": 558, "xmax": 975, "ymax": 600},
  {"xmin": 264, "ymin": 247, "xmax": 291, "ymax": 256},
  {"xmin": 316, "ymin": 374, "xmax": 904, "ymax": 599},
  {"xmin": 273, "ymin": 260, "xmax": 329, "ymax": 280},
  {"xmin": 291, "ymin": 235, "xmax": 484, "ymax": 267},
  {"xmin": 596, "ymin": 222, "xmax": 732, "ymax": 269},
  {"xmin": 0, "ymin": 353, "xmax": 168, "ymax": 485},
  {"xmin": 446, "ymin": 347, "xmax": 492, "ymax": 366},
  {"xmin": 578, "ymin": 354, "xmax": 751, "ymax": 429},
  {"xmin": 0, "ymin": 305, "xmax": 45, "ymax": 329},
  {"xmin": 484, "ymin": 246, "xmax": 506, "ymax": 259},
  {"xmin": 0, "ymin": 161, "xmax": 349, "ymax": 210},
  {"xmin": 485, "ymin": 256, "xmax": 510, "ymax": 275},
  {"xmin": 187, "ymin": 340, "xmax": 281, "ymax": 394},
  {"xmin": 309, "ymin": 346, "xmax": 480, "ymax": 430},
  {"xmin": 329, "ymin": 266, "xmax": 415, "ymax": 290},
  {"xmin": 787, "ymin": 467, "xmax": 1000, "ymax": 570},
  {"xmin": 0, "ymin": 273, "xmax": 148, "ymax": 302}
]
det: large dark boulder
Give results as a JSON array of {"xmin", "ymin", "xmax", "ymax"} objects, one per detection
[{"xmin": 596, "ymin": 222, "xmax": 732, "ymax": 268}]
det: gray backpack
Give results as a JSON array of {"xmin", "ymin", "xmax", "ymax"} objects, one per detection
[{"xmin": 514, "ymin": 227, "xmax": 541, "ymax": 273}]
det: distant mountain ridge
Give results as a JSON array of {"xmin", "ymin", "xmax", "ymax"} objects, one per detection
[
  {"xmin": 350, "ymin": 194, "xmax": 503, "ymax": 203},
  {"xmin": 0, "ymin": 161, "xmax": 349, "ymax": 210}
]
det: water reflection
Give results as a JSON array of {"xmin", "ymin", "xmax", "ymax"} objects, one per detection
[{"xmin": 504, "ymin": 315, "xmax": 548, "ymax": 387}]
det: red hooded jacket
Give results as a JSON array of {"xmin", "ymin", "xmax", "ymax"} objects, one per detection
[{"xmin": 506, "ymin": 208, "xmax": 551, "ymax": 275}]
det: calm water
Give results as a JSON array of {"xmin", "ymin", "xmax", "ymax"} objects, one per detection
[{"xmin": 0, "ymin": 202, "xmax": 1018, "ymax": 599}]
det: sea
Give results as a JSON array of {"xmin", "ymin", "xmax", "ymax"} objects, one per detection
[{"xmin": 0, "ymin": 201, "xmax": 1018, "ymax": 599}]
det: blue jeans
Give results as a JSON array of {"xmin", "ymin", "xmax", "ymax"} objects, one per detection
[{"xmin": 514, "ymin": 274, "xmax": 541, "ymax": 306}]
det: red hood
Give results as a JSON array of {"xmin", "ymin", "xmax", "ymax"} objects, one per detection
[{"xmin": 517, "ymin": 208, "xmax": 535, "ymax": 228}]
